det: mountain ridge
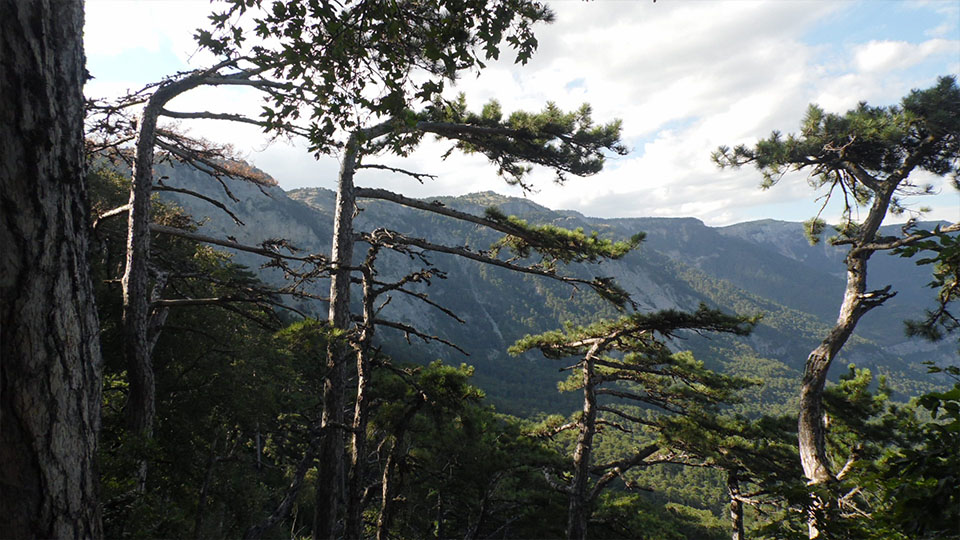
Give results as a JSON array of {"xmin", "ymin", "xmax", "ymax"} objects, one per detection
[{"xmin": 155, "ymin": 165, "xmax": 954, "ymax": 414}]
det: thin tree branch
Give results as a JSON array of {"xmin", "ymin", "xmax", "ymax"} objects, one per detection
[
  {"xmin": 356, "ymin": 186, "xmax": 539, "ymax": 239},
  {"xmin": 369, "ymin": 317, "xmax": 469, "ymax": 356},
  {"xmin": 93, "ymin": 204, "xmax": 132, "ymax": 229},
  {"xmin": 357, "ymin": 228, "xmax": 614, "ymax": 299},
  {"xmin": 153, "ymin": 184, "xmax": 245, "ymax": 226},
  {"xmin": 150, "ymin": 223, "xmax": 326, "ymax": 264},
  {"xmin": 355, "ymin": 165, "xmax": 437, "ymax": 183}
]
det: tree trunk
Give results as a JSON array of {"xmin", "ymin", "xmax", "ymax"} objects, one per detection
[
  {"xmin": 568, "ymin": 346, "xmax": 600, "ymax": 540},
  {"xmin": 122, "ymin": 77, "xmax": 200, "ymax": 433},
  {"xmin": 376, "ymin": 441, "xmax": 398, "ymax": 540},
  {"xmin": 316, "ymin": 132, "xmax": 362, "ymax": 539},
  {"xmin": 120, "ymin": 72, "xmax": 206, "ymax": 490},
  {"xmin": 122, "ymin": 94, "xmax": 162, "ymax": 438},
  {"xmin": 0, "ymin": 0, "xmax": 103, "ymax": 536},
  {"xmin": 346, "ymin": 265, "xmax": 377, "ymax": 539},
  {"xmin": 797, "ymin": 187, "xmax": 896, "ymax": 538},
  {"xmin": 376, "ymin": 402, "xmax": 422, "ymax": 540},
  {"xmin": 727, "ymin": 469, "xmax": 744, "ymax": 540}
]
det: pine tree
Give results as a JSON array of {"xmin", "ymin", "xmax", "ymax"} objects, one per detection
[
  {"xmin": 511, "ymin": 305, "xmax": 756, "ymax": 540},
  {"xmin": 714, "ymin": 76, "xmax": 960, "ymax": 538},
  {"xmin": 0, "ymin": 1, "xmax": 102, "ymax": 535},
  {"xmin": 198, "ymin": 4, "xmax": 638, "ymax": 536}
]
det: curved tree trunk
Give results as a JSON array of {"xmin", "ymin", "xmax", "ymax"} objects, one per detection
[
  {"xmin": 0, "ymin": 0, "xmax": 103, "ymax": 536},
  {"xmin": 797, "ymin": 187, "xmax": 895, "ymax": 538},
  {"xmin": 120, "ymin": 74, "xmax": 206, "ymax": 492}
]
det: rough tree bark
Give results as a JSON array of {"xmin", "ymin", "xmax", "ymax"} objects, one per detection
[
  {"xmin": 0, "ymin": 0, "xmax": 103, "ymax": 536},
  {"xmin": 345, "ymin": 257, "xmax": 378, "ymax": 539}
]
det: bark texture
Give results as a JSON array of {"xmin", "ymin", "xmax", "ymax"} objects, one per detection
[
  {"xmin": 122, "ymin": 96, "xmax": 161, "ymax": 436},
  {"xmin": 345, "ymin": 264, "xmax": 377, "ymax": 539},
  {"xmin": 0, "ymin": 0, "xmax": 103, "ymax": 536}
]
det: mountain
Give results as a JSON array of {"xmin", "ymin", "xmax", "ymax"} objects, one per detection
[{"xmin": 155, "ymin": 162, "xmax": 954, "ymax": 415}]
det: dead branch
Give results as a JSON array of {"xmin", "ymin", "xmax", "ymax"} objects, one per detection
[
  {"xmin": 153, "ymin": 183, "xmax": 245, "ymax": 226},
  {"xmin": 355, "ymin": 165, "xmax": 438, "ymax": 184},
  {"xmin": 367, "ymin": 317, "xmax": 469, "ymax": 356},
  {"xmin": 150, "ymin": 223, "xmax": 327, "ymax": 264}
]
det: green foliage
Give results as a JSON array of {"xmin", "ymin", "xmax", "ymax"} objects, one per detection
[
  {"xmin": 90, "ymin": 166, "xmax": 328, "ymax": 537},
  {"xmin": 870, "ymin": 364, "xmax": 960, "ymax": 539},
  {"xmin": 512, "ymin": 303, "xmax": 757, "ymax": 534},
  {"xmin": 714, "ymin": 76, "xmax": 960, "ymax": 229},
  {"xmin": 590, "ymin": 492, "xmax": 727, "ymax": 540},
  {"xmin": 895, "ymin": 225, "xmax": 960, "ymax": 343},
  {"xmin": 484, "ymin": 206, "xmax": 642, "ymax": 267},
  {"xmin": 511, "ymin": 304, "xmax": 756, "ymax": 359},
  {"xmin": 201, "ymin": 0, "xmax": 555, "ymax": 154},
  {"xmin": 423, "ymin": 95, "xmax": 628, "ymax": 186},
  {"xmin": 803, "ymin": 217, "xmax": 827, "ymax": 245},
  {"xmin": 368, "ymin": 360, "xmax": 567, "ymax": 539}
]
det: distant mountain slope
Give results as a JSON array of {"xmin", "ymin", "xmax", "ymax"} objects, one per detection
[{"xmin": 155, "ymin": 164, "xmax": 953, "ymax": 414}]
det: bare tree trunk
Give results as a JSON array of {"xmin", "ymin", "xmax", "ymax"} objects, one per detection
[
  {"xmin": 0, "ymin": 0, "xmax": 103, "ymax": 536},
  {"xmin": 568, "ymin": 345, "xmax": 600, "ymax": 540},
  {"xmin": 797, "ymin": 188, "xmax": 895, "ymax": 538},
  {"xmin": 727, "ymin": 469, "xmax": 744, "ymax": 540},
  {"xmin": 120, "ymin": 73, "xmax": 206, "ymax": 491},
  {"xmin": 346, "ymin": 264, "xmax": 377, "ymax": 539},
  {"xmin": 315, "ymin": 132, "xmax": 362, "ymax": 540},
  {"xmin": 122, "ymin": 78, "xmax": 198, "ymax": 433},
  {"xmin": 376, "ymin": 401, "xmax": 422, "ymax": 540},
  {"xmin": 376, "ymin": 441, "xmax": 399, "ymax": 540},
  {"xmin": 122, "ymin": 94, "xmax": 161, "ymax": 438}
]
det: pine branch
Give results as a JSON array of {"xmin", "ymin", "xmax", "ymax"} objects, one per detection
[
  {"xmin": 541, "ymin": 468, "xmax": 571, "ymax": 494},
  {"xmin": 357, "ymin": 228, "xmax": 630, "ymax": 306},
  {"xmin": 852, "ymin": 221, "xmax": 960, "ymax": 252},
  {"xmin": 589, "ymin": 443, "xmax": 660, "ymax": 501}
]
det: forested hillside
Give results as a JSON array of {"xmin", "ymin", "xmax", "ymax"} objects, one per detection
[
  {"xmin": 155, "ymin": 165, "xmax": 953, "ymax": 414},
  {"xmin": 4, "ymin": 2, "xmax": 957, "ymax": 539}
]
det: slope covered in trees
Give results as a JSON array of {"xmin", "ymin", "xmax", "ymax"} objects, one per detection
[
  {"xmin": 81, "ymin": 161, "xmax": 958, "ymax": 539},
  {"xmin": 4, "ymin": 0, "xmax": 957, "ymax": 536},
  {"xmin": 153, "ymin": 167, "xmax": 954, "ymax": 413}
]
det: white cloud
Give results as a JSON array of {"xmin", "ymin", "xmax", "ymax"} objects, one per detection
[
  {"xmin": 84, "ymin": 0, "xmax": 219, "ymax": 61},
  {"xmin": 83, "ymin": 0, "xmax": 960, "ymax": 226},
  {"xmin": 854, "ymin": 39, "xmax": 958, "ymax": 73}
]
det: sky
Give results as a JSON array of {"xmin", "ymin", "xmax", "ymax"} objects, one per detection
[{"xmin": 84, "ymin": 0, "xmax": 960, "ymax": 226}]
